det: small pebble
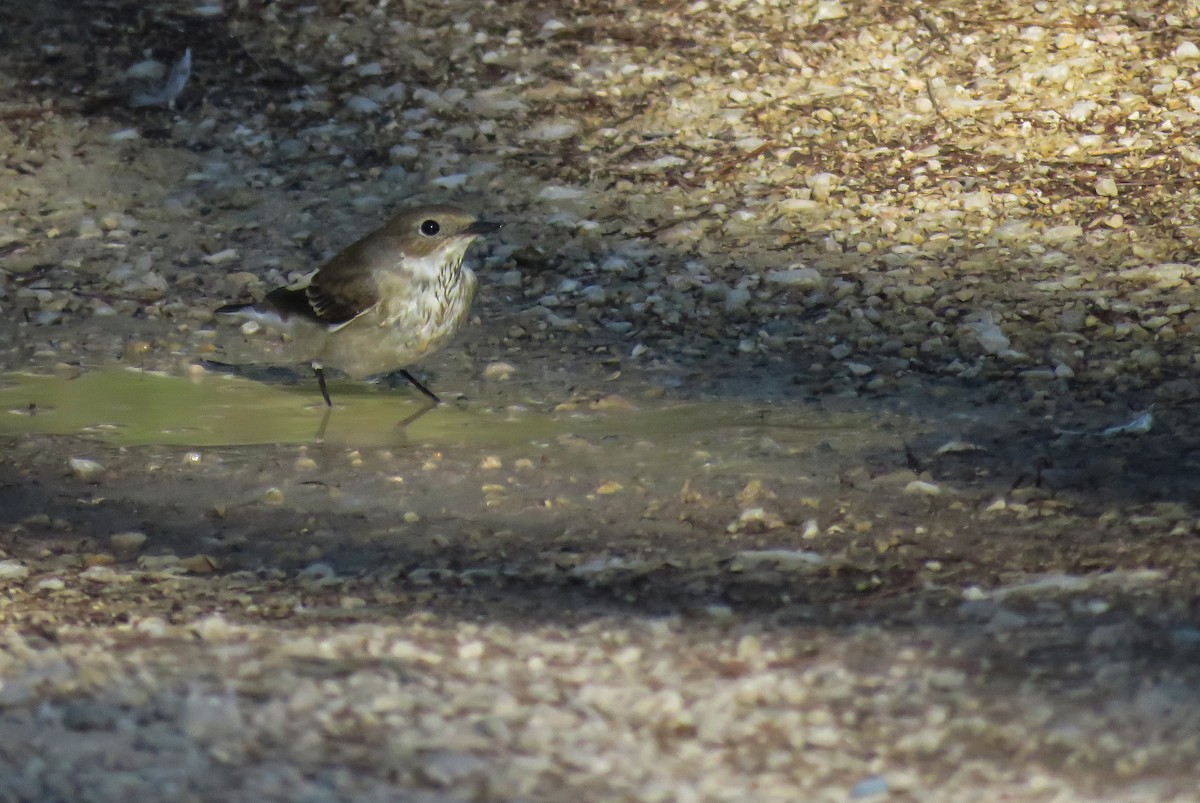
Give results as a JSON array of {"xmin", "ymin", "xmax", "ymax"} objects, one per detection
[
  {"xmin": 346, "ymin": 96, "xmax": 381, "ymax": 114},
  {"xmin": 851, "ymin": 775, "xmax": 889, "ymax": 799},
  {"xmin": 80, "ymin": 565, "xmax": 127, "ymax": 584},
  {"xmin": 1176, "ymin": 41, "xmax": 1200, "ymax": 61},
  {"xmin": 110, "ymin": 531, "xmax": 148, "ymax": 555},
  {"xmin": 297, "ymin": 562, "xmax": 336, "ymax": 583},
  {"xmin": 0, "ymin": 560, "xmax": 30, "ymax": 582},
  {"xmin": 69, "ymin": 458, "xmax": 105, "ymax": 480},
  {"xmin": 203, "ymin": 248, "xmax": 239, "ymax": 266},
  {"xmin": 904, "ymin": 480, "xmax": 942, "ymax": 496},
  {"xmin": 482, "ymin": 361, "xmax": 516, "ymax": 381}
]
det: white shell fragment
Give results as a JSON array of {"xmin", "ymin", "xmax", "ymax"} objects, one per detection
[
  {"xmin": 1101, "ymin": 411, "xmax": 1153, "ymax": 437},
  {"xmin": 131, "ymin": 48, "xmax": 192, "ymax": 108}
]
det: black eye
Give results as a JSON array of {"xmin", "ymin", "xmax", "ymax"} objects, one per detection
[{"xmin": 420, "ymin": 219, "xmax": 440, "ymax": 236}]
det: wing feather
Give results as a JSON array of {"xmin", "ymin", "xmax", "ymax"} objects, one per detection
[{"xmin": 305, "ymin": 237, "xmax": 387, "ymax": 325}]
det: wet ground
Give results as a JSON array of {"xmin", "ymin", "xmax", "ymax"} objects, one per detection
[
  {"xmin": 6, "ymin": 0, "xmax": 1200, "ymax": 800},
  {"xmin": 4, "ymin": 366, "xmax": 1200, "ymax": 800}
]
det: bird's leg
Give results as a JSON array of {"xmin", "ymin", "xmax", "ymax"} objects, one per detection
[
  {"xmin": 397, "ymin": 369, "xmax": 441, "ymax": 404},
  {"xmin": 395, "ymin": 397, "xmax": 438, "ymax": 431},
  {"xmin": 313, "ymin": 364, "xmax": 332, "ymax": 407},
  {"xmin": 314, "ymin": 407, "xmax": 332, "ymax": 441}
]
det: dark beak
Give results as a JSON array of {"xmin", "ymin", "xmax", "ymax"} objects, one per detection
[{"xmin": 465, "ymin": 219, "xmax": 503, "ymax": 235}]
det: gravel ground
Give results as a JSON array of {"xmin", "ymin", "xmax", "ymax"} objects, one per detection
[{"xmin": 4, "ymin": 0, "xmax": 1200, "ymax": 800}]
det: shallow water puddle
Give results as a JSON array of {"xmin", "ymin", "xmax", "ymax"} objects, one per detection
[{"xmin": 0, "ymin": 369, "xmax": 887, "ymax": 450}]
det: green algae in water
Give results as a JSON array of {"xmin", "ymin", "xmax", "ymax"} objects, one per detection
[
  {"xmin": 0, "ymin": 369, "xmax": 480, "ymax": 446},
  {"xmin": 0, "ymin": 369, "xmax": 333, "ymax": 446},
  {"xmin": 0, "ymin": 369, "xmax": 879, "ymax": 450}
]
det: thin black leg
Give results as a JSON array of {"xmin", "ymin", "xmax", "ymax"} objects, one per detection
[
  {"xmin": 314, "ymin": 407, "xmax": 332, "ymax": 441},
  {"xmin": 398, "ymin": 369, "xmax": 441, "ymax": 404},
  {"xmin": 396, "ymin": 397, "xmax": 438, "ymax": 431},
  {"xmin": 314, "ymin": 366, "xmax": 332, "ymax": 407}
]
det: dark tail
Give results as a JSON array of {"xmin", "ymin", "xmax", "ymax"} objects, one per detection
[
  {"xmin": 196, "ymin": 359, "xmax": 305, "ymax": 383},
  {"xmin": 216, "ymin": 291, "xmax": 307, "ymax": 322}
]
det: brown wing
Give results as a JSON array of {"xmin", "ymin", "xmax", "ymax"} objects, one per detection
[
  {"xmin": 298, "ymin": 238, "xmax": 383, "ymax": 326},
  {"xmin": 258, "ymin": 273, "xmax": 377, "ymax": 328},
  {"xmin": 304, "ymin": 273, "xmax": 378, "ymax": 325}
]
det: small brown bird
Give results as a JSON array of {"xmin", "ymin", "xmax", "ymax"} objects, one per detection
[{"xmin": 216, "ymin": 204, "xmax": 501, "ymax": 406}]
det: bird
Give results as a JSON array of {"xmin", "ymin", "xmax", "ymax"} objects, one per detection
[{"xmin": 214, "ymin": 204, "xmax": 502, "ymax": 407}]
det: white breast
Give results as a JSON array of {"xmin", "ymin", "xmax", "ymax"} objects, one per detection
[{"xmin": 318, "ymin": 255, "xmax": 477, "ymax": 379}]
